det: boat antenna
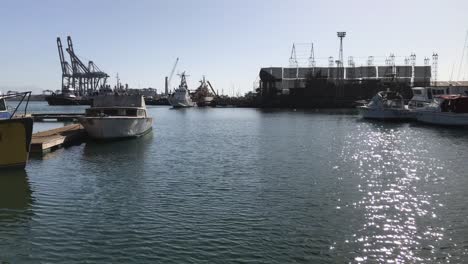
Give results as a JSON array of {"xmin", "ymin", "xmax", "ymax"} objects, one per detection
[{"xmin": 457, "ymin": 30, "xmax": 468, "ymax": 81}]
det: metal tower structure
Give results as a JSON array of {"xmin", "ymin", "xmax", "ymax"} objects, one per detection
[
  {"xmin": 336, "ymin": 32, "xmax": 346, "ymax": 98},
  {"xmin": 410, "ymin": 53, "xmax": 416, "ymax": 66},
  {"xmin": 347, "ymin": 56, "xmax": 355, "ymax": 67},
  {"xmin": 410, "ymin": 53, "xmax": 417, "ymax": 87},
  {"xmin": 328, "ymin": 56, "xmax": 334, "ymax": 67},
  {"xmin": 385, "ymin": 57, "xmax": 391, "ymax": 66},
  {"xmin": 308, "ymin": 43, "xmax": 316, "ymax": 67},
  {"xmin": 432, "ymin": 53, "xmax": 438, "ymax": 86},
  {"xmin": 424, "ymin": 57, "xmax": 430, "ymax": 66},
  {"xmin": 389, "ymin": 53, "xmax": 396, "ymax": 75},
  {"xmin": 337, "ymin": 32, "xmax": 346, "ymax": 80},
  {"xmin": 289, "ymin": 43, "xmax": 298, "ymax": 67},
  {"xmin": 404, "ymin": 57, "xmax": 410, "ymax": 65}
]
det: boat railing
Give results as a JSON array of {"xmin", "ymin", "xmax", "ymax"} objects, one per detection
[{"xmin": 3, "ymin": 91, "xmax": 31, "ymax": 119}]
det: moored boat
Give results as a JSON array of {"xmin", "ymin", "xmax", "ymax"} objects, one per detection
[
  {"xmin": 0, "ymin": 92, "xmax": 34, "ymax": 169},
  {"xmin": 357, "ymin": 90, "xmax": 412, "ymax": 120},
  {"xmin": 168, "ymin": 72, "xmax": 196, "ymax": 108},
  {"xmin": 45, "ymin": 93, "xmax": 92, "ymax": 105},
  {"xmin": 193, "ymin": 76, "xmax": 216, "ymax": 107},
  {"xmin": 415, "ymin": 95, "xmax": 468, "ymax": 126},
  {"xmin": 79, "ymin": 95, "xmax": 153, "ymax": 139}
]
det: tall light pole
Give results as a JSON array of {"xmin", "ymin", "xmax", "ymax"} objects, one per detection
[
  {"xmin": 336, "ymin": 32, "xmax": 346, "ymax": 98},
  {"xmin": 337, "ymin": 32, "xmax": 346, "ymax": 74}
]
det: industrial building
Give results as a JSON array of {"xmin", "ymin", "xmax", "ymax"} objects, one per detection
[{"xmin": 258, "ymin": 33, "xmax": 437, "ymax": 107}]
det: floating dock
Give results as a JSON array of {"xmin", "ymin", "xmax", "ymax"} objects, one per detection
[{"xmin": 31, "ymin": 124, "xmax": 85, "ymax": 154}]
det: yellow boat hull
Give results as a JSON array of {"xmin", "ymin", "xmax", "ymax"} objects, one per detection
[{"xmin": 0, "ymin": 117, "xmax": 33, "ymax": 169}]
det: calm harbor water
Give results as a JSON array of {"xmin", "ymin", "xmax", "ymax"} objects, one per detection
[{"xmin": 1, "ymin": 102, "xmax": 468, "ymax": 263}]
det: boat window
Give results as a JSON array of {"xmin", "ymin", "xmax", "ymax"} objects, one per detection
[
  {"xmin": 103, "ymin": 109, "xmax": 118, "ymax": 116},
  {"xmin": 126, "ymin": 109, "xmax": 137, "ymax": 116},
  {"xmin": 0, "ymin": 99, "xmax": 6, "ymax": 111},
  {"xmin": 413, "ymin": 90, "xmax": 422, "ymax": 95},
  {"xmin": 433, "ymin": 89, "xmax": 444, "ymax": 95},
  {"xmin": 137, "ymin": 109, "xmax": 146, "ymax": 117},
  {"xmin": 86, "ymin": 109, "xmax": 101, "ymax": 116}
]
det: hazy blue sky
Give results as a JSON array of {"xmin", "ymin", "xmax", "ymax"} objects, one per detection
[{"xmin": 1, "ymin": 0, "xmax": 467, "ymax": 94}]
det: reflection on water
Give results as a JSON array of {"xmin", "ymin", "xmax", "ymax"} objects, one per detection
[
  {"xmin": 336, "ymin": 121, "xmax": 468, "ymax": 262},
  {"xmin": 82, "ymin": 131, "xmax": 153, "ymax": 160},
  {"xmin": 0, "ymin": 170, "xmax": 32, "ymax": 210},
  {"xmin": 0, "ymin": 170, "xmax": 33, "ymax": 263}
]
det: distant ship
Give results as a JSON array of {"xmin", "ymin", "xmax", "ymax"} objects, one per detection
[
  {"xmin": 45, "ymin": 92, "xmax": 93, "ymax": 105},
  {"xmin": 193, "ymin": 76, "xmax": 217, "ymax": 107},
  {"xmin": 168, "ymin": 72, "xmax": 196, "ymax": 108}
]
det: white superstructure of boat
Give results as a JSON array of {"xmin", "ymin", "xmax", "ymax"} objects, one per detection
[
  {"xmin": 79, "ymin": 95, "xmax": 153, "ymax": 139},
  {"xmin": 408, "ymin": 87, "xmax": 448, "ymax": 109},
  {"xmin": 168, "ymin": 72, "xmax": 196, "ymax": 108},
  {"xmin": 357, "ymin": 90, "xmax": 412, "ymax": 120}
]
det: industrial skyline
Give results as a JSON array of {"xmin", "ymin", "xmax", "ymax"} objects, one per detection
[{"xmin": 1, "ymin": 0, "xmax": 468, "ymax": 94}]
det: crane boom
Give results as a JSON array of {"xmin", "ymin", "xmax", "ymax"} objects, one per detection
[
  {"xmin": 66, "ymin": 36, "xmax": 89, "ymax": 74},
  {"xmin": 57, "ymin": 37, "xmax": 68, "ymax": 75},
  {"xmin": 207, "ymin": 81, "xmax": 218, "ymax": 97},
  {"xmin": 168, "ymin": 57, "xmax": 179, "ymax": 85}
]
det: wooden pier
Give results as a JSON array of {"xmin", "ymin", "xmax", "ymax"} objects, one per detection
[{"xmin": 31, "ymin": 124, "xmax": 86, "ymax": 154}]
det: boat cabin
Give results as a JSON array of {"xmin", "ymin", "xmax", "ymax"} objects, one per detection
[
  {"xmin": 368, "ymin": 91, "xmax": 405, "ymax": 109},
  {"xmin": 409, "ymin": 87, "xmax": 448, "ymax": 109},
  {"xmin": 85, "ymin": 107, "xmax": 147, "ymax": 117},
  {"xmin": 85, "ymin": 95, "xmax": 148, "ymax": 118}
]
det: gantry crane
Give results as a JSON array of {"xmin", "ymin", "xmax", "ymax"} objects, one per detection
[{"xmin": 56, "ymin": 36, "xmax": 109, "ymax": 96}]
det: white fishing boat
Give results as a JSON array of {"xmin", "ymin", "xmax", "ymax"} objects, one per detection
[
  {"xmin": 79, "ymin": 95, "xmax": 153, "ymax": 139},
  {"xmin": 415, "ymin": 95, "xmax": 468, "ymax": 126},
  {"xmin": 357, "ymin": 90, "xmax": 412, "ymax": 120},
  {"xmin": 168, "ymin": 72, "xmax": 196, "ymax": 108}
]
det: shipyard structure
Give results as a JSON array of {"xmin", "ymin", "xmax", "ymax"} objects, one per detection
[{"xmin": 258, "ymin": 33, "xmax": 436, "ymax": 108}]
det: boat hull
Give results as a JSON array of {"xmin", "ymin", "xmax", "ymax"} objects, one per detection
[
  {"xmin": 45, "ymin": 95, "xmax": 92, "ymax": 106},
  {"xmin": 0, "ymin": 117, "xmax": 33, "ymax": 169},
  {"xmin": 171, "ymin": 103, "xmax": 196, "ymax": 108},
  {"xmin": 145, "ymin": 97, "xmax": 170, "ymax": 105},
  {"xmin": 196, "ymin": 97, "xmax": 215, "ymax": 107},
  {"xmin": 168, "ymin": 91, "xmax": 195, "ymax": 108},
  {"xmin": 358, "ymin": 106, "xmax": 413, "ymax": 120},
  {"xmin": 79, "ymin": 117, "xmax": 153, "ymax": 139},
  {"xmin": 416, "ymin": 111, "xmax": 468, "ymax": 126}
]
